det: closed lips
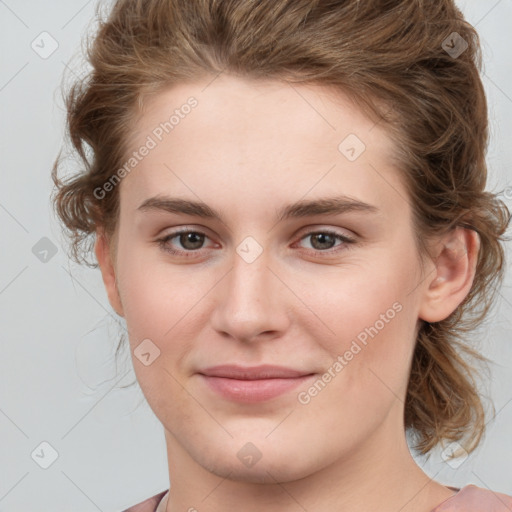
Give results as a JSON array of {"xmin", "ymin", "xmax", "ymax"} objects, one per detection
[{"xmin": 198, "ymin": 365, "xmax": 314, "ymax": 379}]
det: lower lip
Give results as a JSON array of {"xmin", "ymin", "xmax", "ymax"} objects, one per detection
[{"xmin": 199, "ymin": 374, "xmax": 315, "ymax": 403}]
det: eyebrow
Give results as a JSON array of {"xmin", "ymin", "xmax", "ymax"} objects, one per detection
[{"xmin": 137, "ymin": 195, "xmax": 380, "ymax": 223}]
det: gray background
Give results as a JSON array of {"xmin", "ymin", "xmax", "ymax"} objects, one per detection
[{"xmin": 0, "ymin": 1, "xmax": 511, "ymax": 510}]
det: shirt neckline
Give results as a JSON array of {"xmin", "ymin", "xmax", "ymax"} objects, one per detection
[
  {"xmin": 430, "ymin": 485, "xmax": 475, "ymax": 511},
  {"xmin": 155, "ymin": 489, "xmax": 169, "ymax": 512},
  {"xmin": 155, "ymin": 485, "xmax": 470, "ymax": 512}
]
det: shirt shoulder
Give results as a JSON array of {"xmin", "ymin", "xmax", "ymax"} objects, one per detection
[
  {"xmin": 121, "ymin": 490, "xmax": 168, "ymax": 512},
  {"xmin": 433, "ymin": 484, "xmax": 512, "ymax": 511}
]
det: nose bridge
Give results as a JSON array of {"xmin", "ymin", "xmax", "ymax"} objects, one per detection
[{"xmin": 210, "ymin": 241, "xmax": 289, "ymax": 341}]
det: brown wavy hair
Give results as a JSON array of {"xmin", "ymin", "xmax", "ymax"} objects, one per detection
[{"xmin": 51, "ymin": 0, "xmax": 511, "ymax": 455}]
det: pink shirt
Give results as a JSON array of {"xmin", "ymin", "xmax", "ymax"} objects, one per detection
[{"xmin": 122, "ymin": 484, "xmax": 512, "ymax": 511}]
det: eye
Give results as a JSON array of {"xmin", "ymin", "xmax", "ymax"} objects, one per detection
[
  {"xmin": 156, "ymin": 227, "xmax": 356, "ymax": 259},
  {"xmin": 295, "ymin": 229, "xmax": 356, "ymax": 255},
  {"xmin": 156, "ymin": 229, "xmax": 214, "ymax": 257}
]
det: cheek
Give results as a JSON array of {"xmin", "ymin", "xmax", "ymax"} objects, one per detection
[
  {"xmin": 116, "ymin": 248, "xmax": 203, "ymax": 337},
  {"xmin": 301, "ymin": 248, "xmax": 420, "ymax": 393},
  {"xmin": 114, "ymin": 249, "xmax": 215, "ymax": 400},
  {"xmin": 115, "ymin": 253, "xmax": 201, "ymax": 410},
  {"xmin": 294, "ymin": 286, "xmax": 418, "ymax": 439}
]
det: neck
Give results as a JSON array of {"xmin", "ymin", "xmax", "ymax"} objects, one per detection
[{"xmin": 162, "ymin": 411, "xmax": 455, "ymax": 512}]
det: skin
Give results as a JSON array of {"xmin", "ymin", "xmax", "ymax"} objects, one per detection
[{"xmin": 95, "ymin": 74, "xmax": 480, "ymax": 512}]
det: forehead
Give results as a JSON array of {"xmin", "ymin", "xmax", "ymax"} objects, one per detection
[
  {"xmin": 120, "ymin": 74, "xmax": 406, "ymax": 217},
  {"xmin": 132, "ymin": 74, "xmax": 392, "ymax": 154}
]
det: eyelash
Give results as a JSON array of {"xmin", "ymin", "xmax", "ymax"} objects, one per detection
[{"xmin": 156, "ymin": 228, "xmax": 356, "ymax": 259}]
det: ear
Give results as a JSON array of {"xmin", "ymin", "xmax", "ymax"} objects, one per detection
[
  {"xmin": 94, "ymin": 228, "xmax": 125, "ymax": 317},
  {"xmin": 418, "ymin": 226, "xmax": 480, "ymax": 323}
]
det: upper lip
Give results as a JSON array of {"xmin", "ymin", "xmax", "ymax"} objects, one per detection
[{"xmin": 199, "ymin": 364, "xmax": 313, "ymax": 380}]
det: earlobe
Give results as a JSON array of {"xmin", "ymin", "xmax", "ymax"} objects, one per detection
[
  {"xmin": 418, "ymin": 227, "xmax": 480, "ymax": 323},
  {"xmin": 94, "ymin": 229, "xmax": 125, "ymax": 317}
]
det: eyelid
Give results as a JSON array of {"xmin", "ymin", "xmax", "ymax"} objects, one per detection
[
  {"xmin": 292, "ymin": 228, "xmax": 356, "ymax": 256},
  {"xmin": 294, "ymin": 224, "xmax": 356, "ymax": 241},
  {"xmin": 157, "ymin": 227, "xmax": 217, "ymax": 251},
  {"xmin": 156, "ymin": 225, "xmax": 357, "ymax": 258},
  {"xmin": 157, "ymin": 224, "xmax": 356, "ymax": 242}
]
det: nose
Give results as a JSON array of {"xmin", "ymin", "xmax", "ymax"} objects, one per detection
[{"xmin": 209, "ymin": 246, "xmax": 291, "ymax": 343}]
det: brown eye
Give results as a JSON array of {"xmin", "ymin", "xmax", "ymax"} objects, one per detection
[
  {"xmin": 297, "ymin": 230, "xmax": 356, "ymax": 254},
  {"xmin": 176, "ymin": 232, "xmax": 205, "ymax": 250},
  {"xmin": 308, "ymin": 232, "xmax": 337, "ymax": 250},
  {"xmin": 157, "ymin": 229, "xmax": 213, "ymax": 258}
]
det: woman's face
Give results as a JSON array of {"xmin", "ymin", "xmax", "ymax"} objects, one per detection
[{"xmin": 101, "ymin": 75, "xmax": 437, "ymax": 482}]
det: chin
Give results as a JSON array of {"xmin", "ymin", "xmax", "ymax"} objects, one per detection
[{"xmin": 194, "ymin": 441, "xmax": 318, "ymax": 485}]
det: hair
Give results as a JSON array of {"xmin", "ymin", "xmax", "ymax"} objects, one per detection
[{"xmin": 52, "ymin": 0, "xmax": 511, "ymax": 456}]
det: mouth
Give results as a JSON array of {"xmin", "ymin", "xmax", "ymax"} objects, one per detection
[{"xmin": 197, "ymin": 364, "xmax": 316, "ymax": 403}]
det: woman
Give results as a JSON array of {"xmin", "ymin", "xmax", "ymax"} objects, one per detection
[{"xmin": 52, "ymin": 0, "xmax": 512, "ymax": 510}]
